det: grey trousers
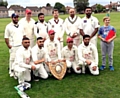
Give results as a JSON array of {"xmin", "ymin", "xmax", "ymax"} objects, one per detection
[{"xmin": 100, "ymin": 41, "xmax": 114, "ymax": 66}]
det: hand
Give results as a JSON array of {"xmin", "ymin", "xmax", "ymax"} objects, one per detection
[
  {"xmin": 71, "ymin": 33, "xmax": 78, "ymax": 38},
  {"xmin": 101, "ymin": 38, "xmax": 106, "ymax": 42},
  {"xmin": 106, "ymin": 39, "xmax": 112, "ymax": 43},
  {"xmin": 34, "ymin": 61, "xmax": 39, "ymax": 65},
  {"xmin": 85, "ymin": 60, "xmax": 91, "ymax": 65},
  {"xmin": 43, "ymin": 38, "xmax": 46, "ymax": 41},
  {"xmin": 62, "ymin": 59, "xmax": 66, "ymax": 62},
  {"xmin": 76, "ymin": 67, "xmax": 81, "ymax": 71},
  {"xmin": 57, "ymin": 37, "xmax": 60, "ymax": 41},
  {"xmin": 8, "ymin": 44, "xmax": 12, "ymax": 49},
  {"xmin": 92, "ymin": 66, "xmax": 97, "ymax": 71},
  {"xmin": 31, "ymin": 65, "xmax": 36, "ymax": 70}
]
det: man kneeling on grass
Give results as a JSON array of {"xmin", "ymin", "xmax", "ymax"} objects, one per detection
[{"xmin": 78, "ymin": 35, "xmax": 99, "ymax": 75}]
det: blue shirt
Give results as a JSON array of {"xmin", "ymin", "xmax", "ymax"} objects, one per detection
[{"xmin": 98, "ymin": 25, "xmax": 116, "ymax": 38}]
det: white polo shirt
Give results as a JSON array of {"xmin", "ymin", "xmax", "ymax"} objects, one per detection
[
  {"xmin": 79, "ymin": 15, "xmax": 100, "ymax": 38},
  {"xmin": 48, "ymin": 18, "xmax": 64, "ymax": 41},
  {"xmin": 78, "ymin": 42, "xmax": 98, "ymax": 66},
  {"xmin": 4, "ymin": 22, "xmax": 25, "ymax": 47},
  {"xmin": 34, "ymin": 21, "xmax": 48, "ymax": 39},
  {"xmin": 64, "ymin": 15, "xmax": 81, "ymax": 39},
  {"xmin": 61, "ymin": 45, "xmax": 78, "ymax": 62},
  {"xmin": 32, "ymin": 44, "xmax": 50, "ymax": 62},
  {"xmin": 19, "ymin": 17, "xmax": 35, "ymax": 39},
  {"xmin": 14, "ymin": 46, "xmax": 32, "ymax": 69},
  {"xmin": 44, "ymin": 38, "xmax": 61, "ymax": 61}
]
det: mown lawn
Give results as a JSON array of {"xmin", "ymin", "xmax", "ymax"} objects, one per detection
[{"xmin": 0, "ymin": 12, "xmax": 120, "ymax": 98}]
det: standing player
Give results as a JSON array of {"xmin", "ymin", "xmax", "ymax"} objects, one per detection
[
  {"xmin": 4, "ymin": 13, "xmax": 25, "ymax": 77},
  {"xmin": 64, "ymin": 8, "xmax": 81, "ymax": 47},
  {"xmin": 78, "ymin": 35, "xmax": 99, "ymax": 75},
  {"xmin": 48, "ymin": 9, "xmax": 64, "ymax": 48},
  {"xmin": 19, "ymin": 8, "xmax": 35, "ymax": 48},
  {"xmin": 61, "ymin": 37, "xmax": 81, "ymax": 74},
  {"xmin": 79, "ymin": 7, "xmax": 100, "ymax": 46},
  {"xmin": 98, "ymin": 16, "xmax": 116, "ymax": 71},
  {"xmin": 34, "ymin": 13, "xmax": 48, "ymax": 41}
]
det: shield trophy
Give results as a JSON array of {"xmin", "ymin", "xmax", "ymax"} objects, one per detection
[{"xmin": 49, "ymin": 61, "xmax": 67, "ymax": 80}]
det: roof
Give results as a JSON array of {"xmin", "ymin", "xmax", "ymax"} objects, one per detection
[
  {"xmin": 0, "ymin": 6, "xmax": 8, "ymax": 11},
  {"xmin": 40, "ymin": 6, "xmax": 53, "ymax": 10},
  {"xmin": 26, "ymin": 6, "xmax": 39, "ymax": 11},
  {"xmin": 8, "ymin": 5, "xmax": 25, "ymax": 11}
]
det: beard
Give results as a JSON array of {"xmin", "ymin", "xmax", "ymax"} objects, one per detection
[
  {"xmin": 40, "ymin": 20, "xmax": 44, "ymax": 23},
  {"xmin": 13, "ymin": 20, "xmax": 18, "ymax": 24}
]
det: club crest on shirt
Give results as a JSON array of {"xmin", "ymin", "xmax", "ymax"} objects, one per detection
[
  {"xmin": 84, "ymin": 20, "xmax": 87, "ymax": 23},
  {"xmin": 44, "ymin": 24, "xmax": 47, "ymax": 26},
  {"xmin": 52, "ymin": 25, "xmax": 54, "ymax": 28}
]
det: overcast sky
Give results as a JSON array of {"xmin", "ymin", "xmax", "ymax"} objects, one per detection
[{"xmin": 6, "ymin": 0, "xmax": 118, "ymax": 7}]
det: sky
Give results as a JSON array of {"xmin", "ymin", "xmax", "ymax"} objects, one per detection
[{"xmin": 5, "ymin": 0, "xmax": 118, "ymax": 8}]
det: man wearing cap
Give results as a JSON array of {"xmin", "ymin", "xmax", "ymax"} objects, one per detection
[
  {"xmin": 44, "ymin": 30, "xmax": 61, "ymax": 72},
  {"xmin": 31, "ymin": 37, "xmax": 49, "ymax": 81},
  {"xmin": 61, "ymin": 37, "xmax": 81, "ymax": 74},
  {"xmin": 19, "ymin": 8, "xmax": 35, "ymax": 48},
  {"xmin": 48, "ymin": 9, "xmax": 64, "ymax": 49},
  {"xmin": 78, "ymin": 35, "xmax": 99, "ymax": 75},
  {"xmin": 64, "ymin": 8, "xmax": 81, "ymax": 47},
  {"xmin": 34, "ymin": 13, "xmax": 48, "ymax": 41},
  {"xmin": 4, "ymin": 13, "xmax": 25, "ymax": 77},
  {"xmin": 79, "ymin": 7, "xmax": 100, "ymax": 46}
]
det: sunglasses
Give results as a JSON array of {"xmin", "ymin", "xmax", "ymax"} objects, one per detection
[
  {"xmin": 24, "ymin": 42, "xmax": 30, "ymax": 43},
  {"xmin": 68, "ymin": 41, "xmax": 73, "ymax": 43}
]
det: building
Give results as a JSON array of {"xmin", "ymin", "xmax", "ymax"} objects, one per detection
[
  {"xmin": 0, "ymin": 6, "xmax": 8, "ymax": 18},
  {"xmin": 40, "ymin": 6, "xmax": 53, "ymax": 16}
]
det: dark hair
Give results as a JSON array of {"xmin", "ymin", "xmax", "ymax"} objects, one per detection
[
  {"xmin": 85, "ymin": 7, "xmax": 92, "ymax": 11},
  {"xmin": 83, "ymin": 35, "xmax": 90, "ymax": 40},
  {"xmin": 52, "ymin": 9, "xmax": 59, "ymax": 14},
  {"xmin": 38, "ymin": 13, "xmax": 44, "ymax": 17},
  {"xmin": 37, "ymin": 37, "xmax": 43, "ymax": 40},
  {"xmin": 22, "ymin": 37, "xmax": 29, "ymax": 41}
]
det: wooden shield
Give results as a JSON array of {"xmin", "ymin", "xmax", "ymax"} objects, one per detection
[{"xmin": 49, "ymin": 62, "xmax": 67, "ymax": 80}]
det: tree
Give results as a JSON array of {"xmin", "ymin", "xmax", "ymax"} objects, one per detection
[
  {"xmin": 46, "ymin": 3, "xmax": 51, "ymax": 7},
  {"xmin": 96, "ymin": 4, "xmax": 105, "ymax": 13},
  {"xmin": 54, "ymin": 2, "xmax": 66, "ymax": 14},
  {"xmin": 0, "ymin": 0, "xmax": 8, "ymax": 7},
  {"xmin": 73, "ymin": 0, "xmax": 89, "ymax": 13}
]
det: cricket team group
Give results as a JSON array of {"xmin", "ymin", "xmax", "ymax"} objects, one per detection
[{"xmin": 4, "ymin": 7, "xmax": 116, "ymax": 85}]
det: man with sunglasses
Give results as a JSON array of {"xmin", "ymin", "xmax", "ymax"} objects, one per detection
[
  {"xmin": 79, "ymin": 7, "xmax": 100, "ymax": 46},
  {"xmin": 19, "ymin": 8, "xmax": 35, "ymax": 48},
  {"xmin": 61, "ymin": 37, "xmax": 81, "ymax": 74},
  {"xmin": 31, "ymin": 37, "xmax": 49, "ymax": 81},
  {"xmin": 4, "ymin": 13, "xmax": 25, "ymax": 77},
  {"xmin": 78, "ymin": 35, "xmax": 99, "ymax": 75},
  {"xmin": 44, "ymin": 30, "xmax": 61, "ymax": 72}
]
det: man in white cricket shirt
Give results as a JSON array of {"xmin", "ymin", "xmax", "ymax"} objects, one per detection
[
  {"xmin": 78, "ymin": 35, "xmax": 99, "ymax": 75},
  {"xmin": 19, "ymin": 8, "xmax": 35, "ymax": 48},
  {"xmin": 4, "ymin": 13, "xmax": 25, "ymax": 77},
  {"xmin": 48, "ymin": 9, "xmax": 64, "ymax": 49},
  {"xmin": 64, "ymin": 8, "xmax": 81, "ymax": 47}
]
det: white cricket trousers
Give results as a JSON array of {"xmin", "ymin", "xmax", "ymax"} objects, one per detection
[
  {"xmin": 66, "ymin": 60, "xmax": 81, "ymax": 74},
  {"xmin": 79, "ymin": 60, "xmax": 99, "ymax": 75}
]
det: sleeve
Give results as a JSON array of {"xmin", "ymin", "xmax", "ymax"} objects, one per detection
[
  {"xmin": 94, "ymin": 17, "xmax": 100, "ymax": 28},
  {"xmin": 74, "ymin": 46, "xmax": 79, "ymax": 61},
  {"xmin": 79, "ymin": 18, "xmax": 83, "ymax": 29},
  {"xmin": 47, "ymin": 20, "xmax": 52, "ymax": 31},
  {"xmin": 16, "ymin": 49, "xmax": 32, "ymax": 69},
  {"xmin": 92, "ymin": 45, "xmax": 98, "ymax": 66},
  {"xmin": 31, "ymin": 46, "xmax": 38, "ymax": 61},
  {"xmin": 98, "ymin": 27, "xmax": 103, "ymax": 35},
  {"xmin": 111, "ymin": 26, "xmax": 116, "ymax": 33},
  {"xmin": 59, "ymin": 20, "xmax": 65, "ymax": 39},
  {"xmin": 76, "ymin": 17, "xmax": 81, "ymax": 34},
  {"xmin": 44, "ymin": 40, "xmax": 51, "ymax": 61},
  {"xmin": 34, "ymin": 23, "xmax": 39, "ymax": 38},
  {"xmin": 57, "ymin": 41, "xmax": 61, "ymax": 59},
  {"xmin": 4, "ymin": 25, "xmax": 9, "ymax": 38},
  {"xmin": 64, "ymin": 18, "xmax": 71, "ymax": 36},
  {"xmin": 78, "ymin": 45, "xmax": 86, "ymax": 62}
]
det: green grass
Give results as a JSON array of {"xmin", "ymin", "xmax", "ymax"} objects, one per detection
[{"xmin": 0, "ymin": 12, "xmax": 120, "ymax": 98}]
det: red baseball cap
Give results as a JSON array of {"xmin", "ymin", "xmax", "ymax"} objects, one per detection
[
  {"xmin": 25, "ymin": 9, "xmax": 32, "ymax": 14},
  {"xmin": 48, "ymin": 30, "xmax": 55, "ymax": 35},
  {"xmin": 66, "ymin": 37, "xmax": 73, "ymax": 43}
]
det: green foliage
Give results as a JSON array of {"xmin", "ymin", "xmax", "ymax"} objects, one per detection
[
  {"xmin": 46, "ymin": 3, "xmax": 51, "ymax": 7},
  {"xmin": 54, "ymin": 2, "xmax": 66, "ymax": 14},
  {"xmin": 96, "ymin": 4, "xmax": 105, "ymax": 13},
  {"xmin": 0, "ymin": 0, "xmax": 8, "ymax": 7},
  {"xmin": 73, "ymin": 0, "xmax": 89, "ymax": 13}
]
